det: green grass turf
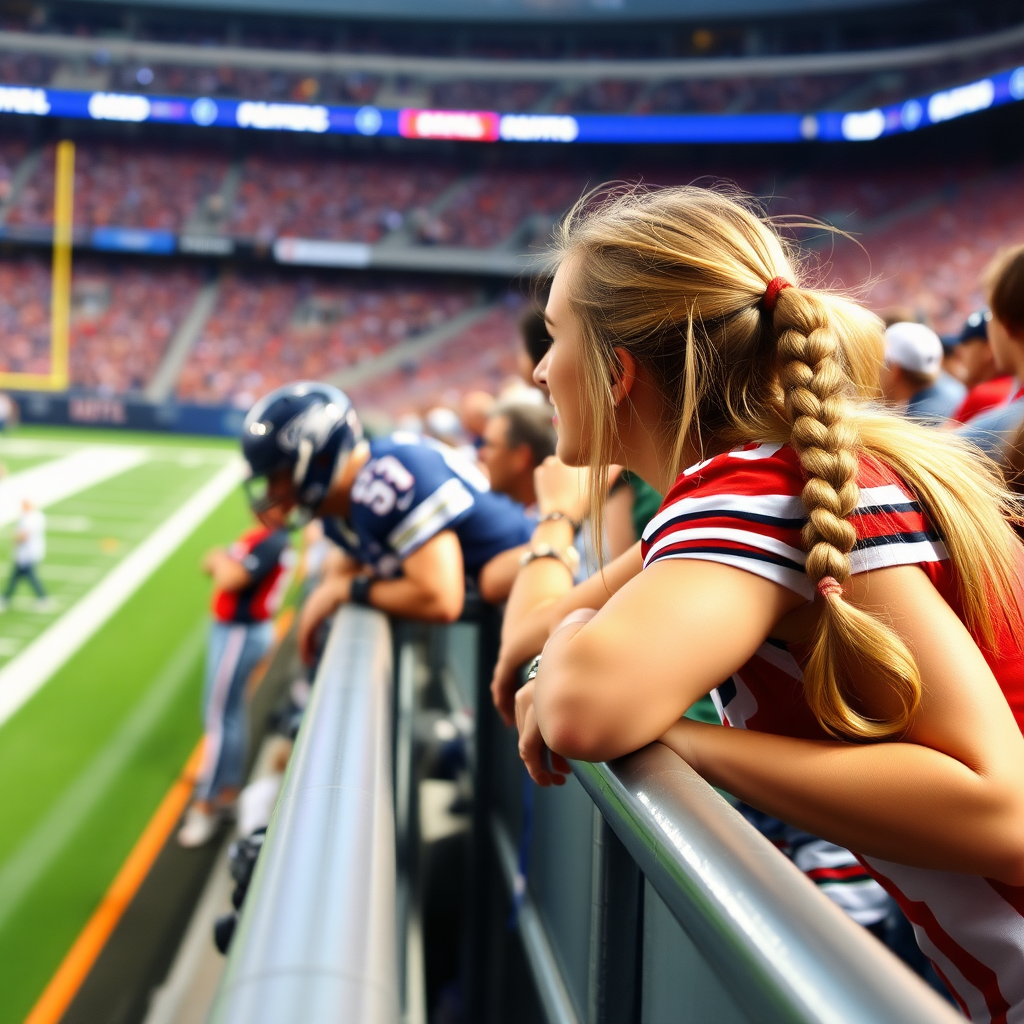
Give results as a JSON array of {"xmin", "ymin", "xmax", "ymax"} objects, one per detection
[
  {"xmin": 0, "ymin": 442, "xmax": 251, "ymax": 1022},
  {"xmin": 0, "ymin": 444, "xmax": 235, "ymax": 670},
  {"xmin": 5, "ymin": 424, "xmax": 238, "ymax": 449}
]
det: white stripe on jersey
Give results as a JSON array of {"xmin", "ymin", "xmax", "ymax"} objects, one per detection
[
  {"xmin": 850, "ymin": 538, "xmax": 949, "ymax": 575},
  {"xmin": 713, "ymin": 673, "xmax": 759, "ymax": 728},
  {"xmin": 647, "ymin": 549, "xmax": 814, "ymax": 600},
  {"xmin": 642, "ymin": 525, "xmax": 807, "ymax": 568},
  {"xmin": 790, "ymin": 839, "xmax": 890, "ymax": 926},
  {"xmin": 682, "ymin": 442, "xmax": 785, "ymax": 477},
  {"xmin": 388, "ymin": 477, "xmax": 474, "ymax": 557},
  {"xmin": 865, "ymin": 856, "xmax": 1024, "ymax": 1024},
  {"xmin": 642, "ymin": 491, "xmax": 807, "ymax": 542},
  {"xmin": 856, "ymin": 483, "xmax": 920, "ymax": 509},
  {"xmin": 751, "ymin": 641, "xmax": 804, "ymax": 681}
]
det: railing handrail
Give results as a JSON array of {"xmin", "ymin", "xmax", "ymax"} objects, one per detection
[
  {"xmin": 573, "ymin": 744, "xmax": 962, "ymax": 1024},
  {"xmin": 208, "ymin": 607, "xmax": 398, "ymax": 1024}
]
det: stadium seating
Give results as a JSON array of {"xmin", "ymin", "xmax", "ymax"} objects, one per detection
[
  {"xmin": 228, "ymin": 154, "xmax": 458, "ymax": 243},
  {"xmin": 70, "ymin": 260, "xmax": 203, "ymax": 393},
  {"xmin": 0, "ymin": 255, "xmax": 52, "ymax": 376},
  {"xmin": 176, "ymin": 272, "xmax": 475, "ymax": 406},
  {"xmin": 9, "ymin": 143, "xmax": 227, "ymax": 232},
  {"xmin": 350, "ymin": 299, "xmax": 525, "ymax": 415},
  {"xmin": 0, "ymin": 252, "xmax": 202, "ymax": 390},
  {"xmin": 429, "ymin": 169, "xmax": 589, "ymax": 248}
]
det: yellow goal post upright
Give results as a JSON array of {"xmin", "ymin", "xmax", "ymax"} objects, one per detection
[{"xmin": 0, "ymin": 139, "xmax": 74, "ymax": 392}]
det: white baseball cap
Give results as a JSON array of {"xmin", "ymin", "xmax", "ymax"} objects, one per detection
[{"xmin": 884, "ymin": 322, "xmax": 943, "ymax": 377}]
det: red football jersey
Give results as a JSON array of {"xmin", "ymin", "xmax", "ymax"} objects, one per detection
[{"xmin": 642, "ymin": 442, "xmax": 1024, "ymax": 1023}]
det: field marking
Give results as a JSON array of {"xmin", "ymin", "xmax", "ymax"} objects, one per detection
[
  {"xmin": 23, "ymin": 740, "xmax": 205, "ymax": 1024},
  {"xmin": 0, "ymin": 621, "xmax": 207, "ymax": 932},
  {"xmin": 32, "ymin": 564, "xmax": 104, "ymax": 583},
  {"xmin": 0, "ymin": 459, "xmax": 244, "ymax": 728},
  {"xmin": 0, "ymin": 447, "xmax": 148, "ymax": 527}
]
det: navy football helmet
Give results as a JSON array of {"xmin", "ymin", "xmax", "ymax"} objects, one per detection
[{"xmin": 241, "ymin": 382, "xmax": 362, "ymax": 517}]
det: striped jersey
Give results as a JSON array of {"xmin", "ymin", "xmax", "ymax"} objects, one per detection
[{"xmin": 641, "ymin": 442, "xmax": 1024, "ymax": 1023}]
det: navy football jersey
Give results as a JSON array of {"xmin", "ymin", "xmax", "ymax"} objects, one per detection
[{"xmin": 323, "ymin": 433, "xmax": 533, "ymax": 579}]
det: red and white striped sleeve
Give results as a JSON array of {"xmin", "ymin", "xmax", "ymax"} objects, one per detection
[{"xmin": 640, "ymin": 443, "xmax": 946, "ymax": 602}]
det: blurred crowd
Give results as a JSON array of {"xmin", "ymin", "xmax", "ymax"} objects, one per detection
[{"xmin": 0, "ymin": 31, "xmax": 1021, "ymax": 115}]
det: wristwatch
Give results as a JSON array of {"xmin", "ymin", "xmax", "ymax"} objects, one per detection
[
  {"xmin": 538, "ymin": 510, "xmax": 581, "ymax": 532},
  {"xmin": 519, "ymin": 543, "xmax": 581, "ymax": 574}
]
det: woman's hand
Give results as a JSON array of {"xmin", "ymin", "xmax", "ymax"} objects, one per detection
[
  {"xmin": 515, "ymin": 681, "xmax": 570, "ymax": 787},
  {"xmin": 534, "ymin": 456, "xmax": 591, "ymax": 521},
  {"xmin": 297, "ymin": 574, "xmax": 353, "ymax": 663},
  {"xmin": 491, "ymin": 650, "xmax": 522, "ymax": 727}
]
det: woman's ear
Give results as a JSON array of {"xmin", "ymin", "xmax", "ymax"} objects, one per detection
[{"xmin": 610, "ymin": 348, "xmax": 637, "ymax": 406}]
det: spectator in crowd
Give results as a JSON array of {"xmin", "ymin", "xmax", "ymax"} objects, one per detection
[
  {"xmin": 957, "ymin": 245, "xmax": 1024, "ymax": 457},
  {"xmin": 239, "ymin": 383, "xmax": 534, "ymax": 664},
  {"xmin": 0, "ymin": 498, "xmax": 49, "ymax": 612},
  {"xmin": 500, "ymin": 186, "xmax": 1024, "ymax": 1019},
  {"xmin": 516, "ymin": 304, "xmax": 552, "ymax": 386},
  {"xmin": 478, "ymin": 402, "xmax": 557, "ymax": 511},
  {"xmin": 948, "ymin": 309, "xmax": 1015, "ymax": 423},
  {"xmin": 879, "ymin": 321, "xmax": 965, "ymax": 421},
  {"xmin": 459, "ymin": 390, "xmax": 496, "ymax": 447},
  {"xmin": 178, "ymin": 514, "xmax": 293, "ymax": 847}
]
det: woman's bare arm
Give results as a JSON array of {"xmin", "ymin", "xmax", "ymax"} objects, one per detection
[{"xmin": 529, "ymin": 557, "xmax": 1024, "ymax": 882}]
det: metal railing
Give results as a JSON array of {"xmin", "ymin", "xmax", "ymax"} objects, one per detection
[
  {"xmin": 572, "ymin": 747, "xmax": 961, "ymax": 1024},
  {"xmin": 207, "ymin": 608, "xmax": 963, "ymax": 1024},
  {"xmin": 208, "ymin": 607, "xmax": 398, "ymax": 1024}
]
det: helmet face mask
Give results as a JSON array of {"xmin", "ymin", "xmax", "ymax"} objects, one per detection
[{"xmin": 240, "ymin": 382, "xmax": 362, "ymax": 523}]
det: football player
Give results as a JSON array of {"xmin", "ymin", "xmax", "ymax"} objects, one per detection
[{"xmin": 241, "ymin": 382, "xmax": 535, "ymax": 661}]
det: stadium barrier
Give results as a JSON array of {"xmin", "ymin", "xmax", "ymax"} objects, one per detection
[
  {"xmin": 7, "ymin": 391, "xmax": 244, "ymax": 437},
  {"xmin": 209, "ymin": 605, "xmax": 962, "ymax": 1024},
  {"xmin": 208, "ymin": 606, "xmax": 399, "ymax": 1024}
]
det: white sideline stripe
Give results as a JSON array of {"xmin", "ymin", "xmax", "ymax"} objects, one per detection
[
  {"xmin": 0, "ymin": 620, "xmax": 208, "ymax": 931},
  {"xmin": 0, "ymin": 459, "xmax": 245, "ymax": 728},
  {"xmin": 0, "ymin": 446, "xmax": 148, "ymax": 526}
]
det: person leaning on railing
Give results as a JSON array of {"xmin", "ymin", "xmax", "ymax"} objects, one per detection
[
  {"xmin": 497, "ymin": 184, "xmax": 1024, "ymax": 1023},
  {"xmin": 238, "ymin": 383, "xmax": 535, "ymax": 664}
]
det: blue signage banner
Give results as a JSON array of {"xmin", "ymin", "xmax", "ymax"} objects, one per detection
[{"xmin": 0, "ymin": 64, "xmax": 1018, "ymax": 145}]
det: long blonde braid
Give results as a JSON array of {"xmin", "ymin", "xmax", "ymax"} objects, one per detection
[{"xmin": 773, "ymin": 286, "xmax": 921, "ymax": 737}]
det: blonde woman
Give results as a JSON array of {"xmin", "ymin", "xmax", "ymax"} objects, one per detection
[{"xmin": 504, "ymin": 186, "xmax": 1024, "ymax": 1023}]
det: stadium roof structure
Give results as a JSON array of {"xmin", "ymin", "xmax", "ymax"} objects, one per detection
[{"xmin": 60, "ymin": 0, "xmax": 930, "ymax": 21}]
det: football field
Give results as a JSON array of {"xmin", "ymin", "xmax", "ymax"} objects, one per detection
[{"xmin": 0, "ymin": 427, "xmax": 251, "ymax": 1023}]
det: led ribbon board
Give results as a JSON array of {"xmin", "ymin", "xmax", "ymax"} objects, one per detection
[{"xmin": 0, "ymin": 65, "xmax": 1020, "ymax": 143}]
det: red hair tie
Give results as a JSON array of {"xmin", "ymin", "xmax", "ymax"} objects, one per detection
[
  {"xmin": 762, "ymin": 276, "xmax": 792, "ymax": 314},
  {"xmin": 817, "ymin": 576, "xmax": 843, "ymax": 600}
]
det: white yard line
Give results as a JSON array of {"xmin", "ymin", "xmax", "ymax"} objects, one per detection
[
  {"xmin": 0, "ymin": 459, "xmax": 245, "ymax": 728},
  {"xmin": 0, "ymin": 446, "xmax": 149, "ymax": 526},
  {"xmin": 0, "ymin": 620, "xmax": 208, "ymax": 930}
]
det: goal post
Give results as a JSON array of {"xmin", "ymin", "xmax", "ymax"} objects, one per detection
[{"xmin": 0, "ymin": 139, "xmax": 74, "ymax": 392}]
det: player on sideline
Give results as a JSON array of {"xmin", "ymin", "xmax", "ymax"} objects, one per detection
[
  {"xmin": 178, "ymin": 514, "xmax": 293, "ymax": 847},
  {"xmin": 239, "ymin": 383, "xmax": 534, "ymax": 662},
  {"xmin": 507, "ymin": 187, "xmax": 1024, "ymax": 1022}
]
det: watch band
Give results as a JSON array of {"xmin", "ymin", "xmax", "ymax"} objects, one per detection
[
  {"xmin": 519, "ymin": 543, "xmax": 580, "ymax": 574},
  {"xmin": 349, "ymin": 575, "xmax": 375, "ymax": 606},
  {"xmin": 538, "ymin": 510, "xmax": 581, "ymax": 532}
]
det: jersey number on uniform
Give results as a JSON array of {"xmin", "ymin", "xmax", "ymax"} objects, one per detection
[{"xmin": 352, "ymin": 455, "xmax": 416, "ymax": 516}]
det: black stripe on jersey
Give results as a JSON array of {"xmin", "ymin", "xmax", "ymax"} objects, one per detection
[
  {"xmin": 649, "ymin": 508, "xmax": 806, "ymax": 537},
  {"xmin": 650, "ymin": 543, "xmax": 805, "ymax": 573},
  {"xmin": 716, "ymin": 678, "xmax": 737, "ymax": 707},
  {"xmin": 852, "ymin": 530, "xmax": 941, "ymax": 551},
  {"xmin": 849, "ymin": 501, "xmax": 920, "ymax": 517}
]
